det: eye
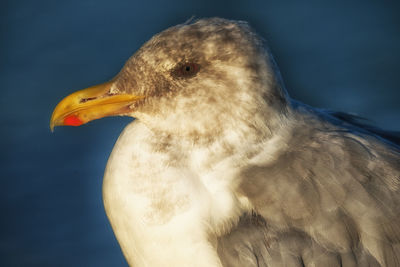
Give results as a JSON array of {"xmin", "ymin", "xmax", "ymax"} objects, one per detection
[{"xmin": 172, "ymin": 62, "xmax": 200, "ymax": 78}]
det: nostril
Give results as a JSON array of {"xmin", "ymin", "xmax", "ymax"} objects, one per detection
[{"xmin": 80, "ymin": 97, "xmax": 97, "ymax": 103}]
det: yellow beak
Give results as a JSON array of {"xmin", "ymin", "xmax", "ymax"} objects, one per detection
[{"xmin": 50, "ymin": 81, "xmax": 144, "ymax": 131}]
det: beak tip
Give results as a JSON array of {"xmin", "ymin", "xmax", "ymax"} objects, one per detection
[{"xmin": 50, "ymin": 121, "xmax": 55, "ymax": 132}]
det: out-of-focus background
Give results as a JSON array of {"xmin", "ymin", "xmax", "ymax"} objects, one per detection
[{"xmin": 1, "ymin": 0, "xmax": 399, "ymax": 266}]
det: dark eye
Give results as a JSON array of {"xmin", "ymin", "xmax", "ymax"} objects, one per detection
[{"xmin": 172, "ymin": 63, "xmax": 200, "ymax": 78}]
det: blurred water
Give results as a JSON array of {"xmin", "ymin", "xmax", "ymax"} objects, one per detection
[{"xmin": 1, "ymin": 0, "xmax": 399, "ymax": 266}]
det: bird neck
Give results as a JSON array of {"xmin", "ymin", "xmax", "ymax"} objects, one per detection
[{"xmin": 135, "ymin": 100, "xmax": 292, "ymax": 145}]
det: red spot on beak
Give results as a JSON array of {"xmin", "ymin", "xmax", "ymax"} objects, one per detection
[{"xmin": 63, "ymin": 115, "xmax": 83, "ymax": 126}]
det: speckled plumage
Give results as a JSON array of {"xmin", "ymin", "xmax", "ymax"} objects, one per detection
[{"xmin": 101, "ymin": 18, "xmax": 400, "ymax": 266}]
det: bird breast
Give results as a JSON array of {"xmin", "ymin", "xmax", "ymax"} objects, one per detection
[{"xmin": 102, "ymin": 121, "xmax": 252, "ymax": 266}]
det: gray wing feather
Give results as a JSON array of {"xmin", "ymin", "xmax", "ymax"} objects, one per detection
[
  {"xmin": 221, "ymin": 109, "xmax": 400, "ymax": 267},
  {"xmin": 326, "ymin": 110, "xmax": 400, "ymax": 146}
]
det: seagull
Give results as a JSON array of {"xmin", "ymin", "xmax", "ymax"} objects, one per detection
[{"xmin": 50, "ymin": 18, "xmax": 400, "ymax": 267}]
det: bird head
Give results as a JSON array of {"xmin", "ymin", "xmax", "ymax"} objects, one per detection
[{"xmin": 50, "ymin": 18, "xmax": 289, "ymax": 137}]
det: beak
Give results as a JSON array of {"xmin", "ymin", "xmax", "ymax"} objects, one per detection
[{"xmin": 50, "ymin": 81, "xmax": 144, "ymax": 131}]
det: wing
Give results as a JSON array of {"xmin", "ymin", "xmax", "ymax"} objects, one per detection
[
  {"xmin": 217, "ymin": 213, "xmax": 381, "ymax": 267},
  {"xmin": 225, "ymin": 112, "xmax": 400, "ymax": 267},
  {"xmin": 327, "ymin": 110, "xmax": 400, "ymax": 146}
]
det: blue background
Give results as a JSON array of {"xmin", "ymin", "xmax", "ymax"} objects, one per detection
[{"xmin": 1, "ymin": 0, "xmax": 399, "ymax": 266}]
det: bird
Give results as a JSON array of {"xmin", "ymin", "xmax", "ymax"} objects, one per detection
[{"xmin": 50, "ymin": 18, "xmax": 400, "ymax": 267}]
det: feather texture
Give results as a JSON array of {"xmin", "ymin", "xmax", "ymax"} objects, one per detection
[{"xmin": 231, "ymin": 105, "xmax": 400, "ymax": 267}]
